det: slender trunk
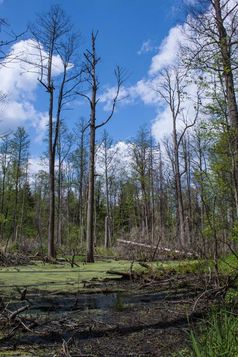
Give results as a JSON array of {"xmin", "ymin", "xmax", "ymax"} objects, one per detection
[
  {"xmin": 159, "ymin": 151, "xmax": 165, "ymax": 241},
  {"xmin": 57, "ymin": 127, "xmax": 62, "ymax": 247},
  {"xmin": 173, "ymin": 125, "xmax": 185, "ymax": 247},
  {"xmin": 86, "ymin": 33, "xmax": 98, "ymax": 263},
  {"xmin": 104, "ymin": 147, "xmax": 111, "ymax": 248},
  {"xmin": 197, "ymin": 135, "xmax": 207, "ymax": 256},
  {"xmin": 57, "ymin": 161, "xmax": 62, "ymax": 247},
  {"xmin": 78, "ymin": 125, "xmax": 85, "ymax": 245},
  {"xmin": 48, "ymin": 151, "xmax": 55, "ymax": 257},
  {"xmin": 184, "ymin": 137, "xmax": 192, "ymax": 246},
  {"xmin": 48, "ymin": 84, "xmax": 56, "ymax": 258},
  {"xmin": 86, "ymin": 120, "xmax": 96, "ymax": 262},
  {"xmin": 149, "ymin": 139, "xmax": 155, "ymax": 245}
]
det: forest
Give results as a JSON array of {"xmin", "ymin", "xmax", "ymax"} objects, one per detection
[{"xmin": 0, "ymin": 0, "xmax": 238, "ymax": 356}]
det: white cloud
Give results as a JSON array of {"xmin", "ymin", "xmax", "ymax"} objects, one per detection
[
  {"xmin": 0, "ymin": 41, "xmax": 39, "ymax": 101},
  {"xmin": 101, "ymin": 23, "xmax": 187, "ymax": 111},
  {"xmin": 101, "ymin": 19, "xmax": 194, "ymax": 143},
  {"xmin": 100, "ymin": 85, "xmax": 137, "ymax": 110},
  {"xmin": 10, "ymin": 39, "xmax": 65, "ymax": 81},
  {"xmin": 100, "ymin": 77, "xmax": 162, "ymax": 109},
  {"xmin": 133, "ymin": 78, "xmax": 161, "ymax": 105},
  {"xmin": 137, "ymin": 40, "xmax": 158, "ymax": 55},
  {"xmin": 29, "ymin": 157, "xmax": 46, "ymax": 175},
  {"xmin": 151, "ymin": 107, "xmax": 173, "ymax": 142},
  {"xmin": 100, "ymin": 10, "xmax": 209, "ymax": 147},
  {"xmin": 113, "ymin": 141, "xmax": 132, "ymax": 175},
  {"xmin": 96, "ymin": 140, "xmax": 133, "ymax": 179},
  {"xmin": 32, "ymin": 113, "xmax": 48, "ymax": 143},
  {"xmin": 0, "ymin": 39, "xmax": 65, "ymax": 139},
  {"xmin": 149, "ymin": 25, "xmax": 185, "ymax": 75}
]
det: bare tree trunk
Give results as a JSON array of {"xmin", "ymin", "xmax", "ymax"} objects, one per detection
[
  {"xmin": 56, "ymin": 121, "xmax": 63, "ymax": 248},
  {"xmin": 32, "ymin": 5, "xmax": 80, "ymax": 257},
  {"xmin": 183, "ymin": 136, "xmax": 192, "ymax": 246},
  {"xmin": 149, "ymin": 136, "xmax": 155, "ymax": 245},
  {"xmin": 78, "ymin": 33, "xmax": 123, "ymax": 262},
  {"xmin": 48, "ymin": 80, "xmax": 56, "ymax": 257},
  {"xmin": 48, "ymin": 152, "xmax": 55, "ymax": 257},
  {"xmin": 57, "ymin": 149, "xmax": 62, "ymax": 247},
  {"xmin": 104, "ymin": 154, "xmax": 111, "ymax": 249},
  {"xmin": 85, "ymin": 35, "xmax": 122, "ymax": 262},
  {"xmin": 173, "ymin": 115, "xmax": 185, "ymax": 248},
  {"xmin": 78, "ymin": 120, "xmax": 86, "ymax": 246},
  {"xmin": 86, "ymin": 90, "xmax": 96, "ymax": 262}
]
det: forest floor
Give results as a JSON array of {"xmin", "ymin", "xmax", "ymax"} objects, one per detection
[{"xmin": 0, "ymin": 258, "xmax": 224, "ymax": 356}]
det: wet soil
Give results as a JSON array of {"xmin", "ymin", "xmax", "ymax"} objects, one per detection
[{"xmin": 0, "ymin": 272, "xmax": 215, "ymax": 357}]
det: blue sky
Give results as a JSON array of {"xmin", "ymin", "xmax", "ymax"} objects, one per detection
[{"xmin": 0, "ymin": 0, "xmax": 191, "ymax": 166}]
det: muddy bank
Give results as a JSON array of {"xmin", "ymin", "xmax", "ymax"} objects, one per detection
[{"xmin": 0, "ymin": 272, "xmax": 216, "ymax": 357}]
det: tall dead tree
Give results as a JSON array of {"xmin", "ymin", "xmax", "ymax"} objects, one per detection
[
  {"xmin": 77, "ymin": 32, "xmax": 123, "ymax": 262},
  {"xmin": 32, "ymin": 5, "xmax": 82, "ymax": 257}
]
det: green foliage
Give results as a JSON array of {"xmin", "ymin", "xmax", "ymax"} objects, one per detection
[
  {"xmin": 218, "ymin": 254, "xmax": 238, "ymax": 274},
  {"xmin": 95, "ymin": 246, "xmax": 117, "ymax": 257},
  {"xmin": 146, "ymin": 259, "xmax": 207, "ymax": 277},
  {"xmin": 67, "ymin": 225, "xmax": 81, "ymax": 248},
  {"xmin": 189, "ymin": 309, "xmax": 238, "ymax": 357},
  {"xmin": 0, "ymin": 213, "xmax": 8, "ymax": 225},
  {"xmin": 225, "ymin": 289, "xmax": 238, "ymax": 305},
  {"xmin": 231, "ymin": 221, "xmax": 238, "ymax": 243}
]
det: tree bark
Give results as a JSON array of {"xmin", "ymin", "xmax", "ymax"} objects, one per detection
[{"xmin": 86, "ymin": 114, "xmax": 96, "ymax": 262}]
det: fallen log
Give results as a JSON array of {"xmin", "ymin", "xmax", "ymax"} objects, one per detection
[
  {"xmin": 106, "ymin": 270, "xmax": 139, "ymax": 280},
  {"xmin": 117, "ymin": 239, "xmax": 197, "ymax": 257}
]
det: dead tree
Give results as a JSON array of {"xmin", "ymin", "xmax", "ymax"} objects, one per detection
[
  {"xmin": 77, "ymin": 32, "xmax": 123, "ymax": 262},
  {"xmin": 31, "ymin": 5, "xmax": 82, "ymax": 257}
]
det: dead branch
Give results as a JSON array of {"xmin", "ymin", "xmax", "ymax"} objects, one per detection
[{"xmin": 9, "ymin": 304, "xmax": 30, "ymax": 320}]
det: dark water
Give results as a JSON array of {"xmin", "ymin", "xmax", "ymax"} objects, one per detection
[
  {"xmin": 6, "ymin": 287, "xmax": 198, "ymax": 317},
  {"xmin": 0, "ymin": 287, "xmax": 204, "ymax": 353}
]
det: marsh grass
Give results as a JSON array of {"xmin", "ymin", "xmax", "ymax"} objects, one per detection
[{"xmin": 188, "ymin": 309, "xmax": 238, "ymax": 357}]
